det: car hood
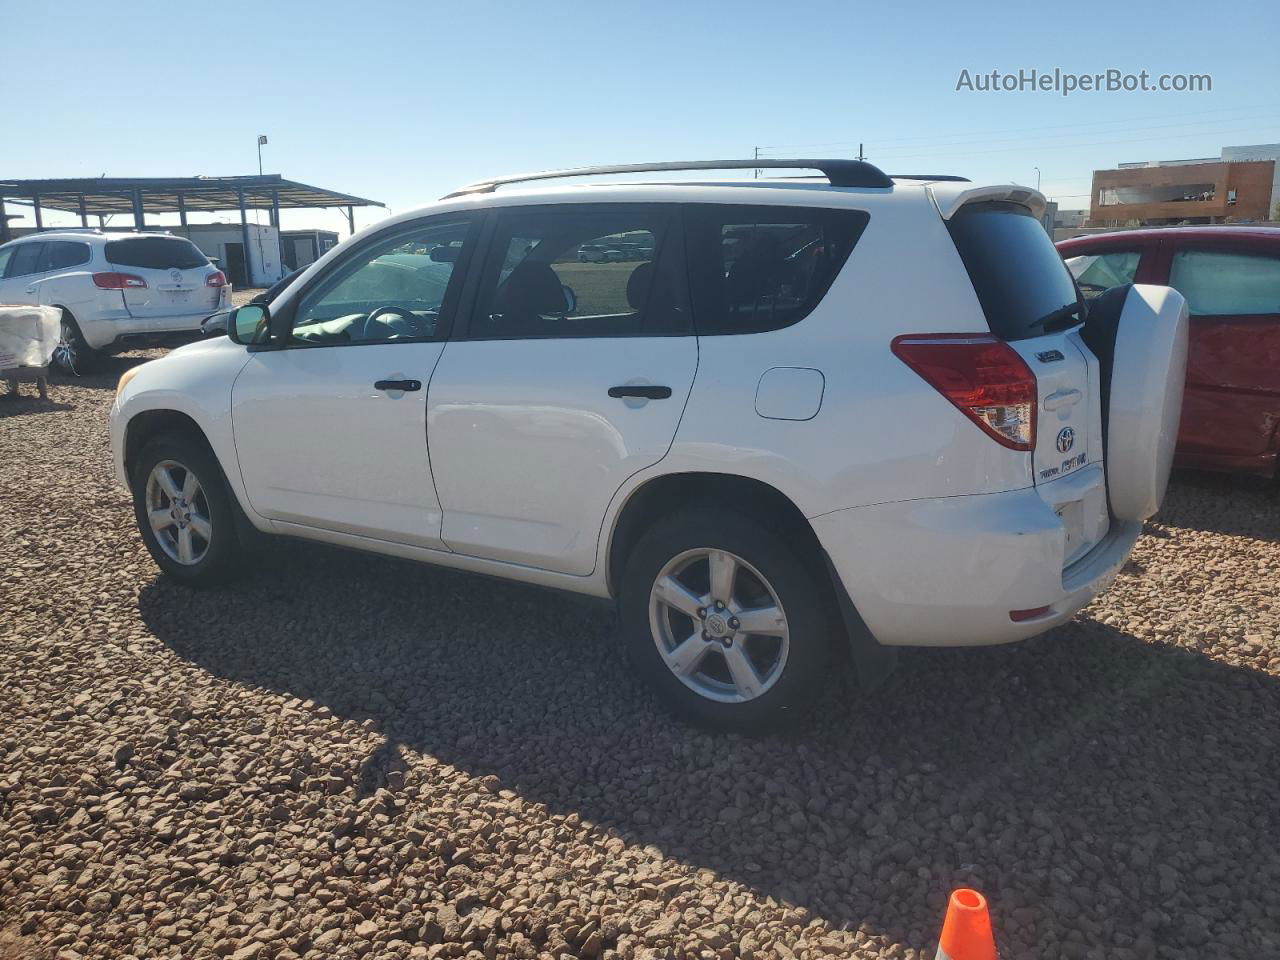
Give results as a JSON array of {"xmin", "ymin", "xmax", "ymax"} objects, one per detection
[{"xmin": 165, "ymin": 334, "xmax": 242, "ymax": 361}]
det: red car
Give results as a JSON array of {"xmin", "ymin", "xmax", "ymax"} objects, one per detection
[{"xmin": 1058, "ymin": 226, "xmax": 1280, "ymax": 477}]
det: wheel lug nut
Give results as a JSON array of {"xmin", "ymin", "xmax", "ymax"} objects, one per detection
[
  {"xmin": 696, "ymin": 607, "xmax": 706, "ymax": 619},
  {"xmin": 701, "ymin": 631, "xmax": 710, "ymax": 641},
  {"xmin": 715, "ymin": 601, "xmax": 724, "ymax": 610},
  {"xmin": 729, "ymin": 618, "xmax": 739, "ymax": 629}
]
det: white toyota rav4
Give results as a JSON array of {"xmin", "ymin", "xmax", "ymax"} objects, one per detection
[{"xmin": 109, "ymin": 160, "xmax": 1188, "ymax": 731}]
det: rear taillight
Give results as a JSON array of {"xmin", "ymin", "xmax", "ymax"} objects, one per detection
[
  {"xmin": 206, "ymin": 271, "xmax": 227, "ymax": 287},
  {"xmin": 891, "ymin": 333, "xmax": 1036, "ymax": 450},
  {"xmin": 93, "ymin": 272, "xmax": 147, "ymax": 290}
]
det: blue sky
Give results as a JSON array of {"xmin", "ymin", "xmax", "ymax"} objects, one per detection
[{"xmin": 6, "ymin": 0, "xmax": 1278, "ymax": 234}]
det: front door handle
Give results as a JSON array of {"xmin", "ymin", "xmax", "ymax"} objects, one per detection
[
  {"xmin": 608, "ymin": 385, "xmax": 672, "ymax": 400},
  {"xmin": 374, "ymin": 379, "xmax": 422, "ymax": 392}
]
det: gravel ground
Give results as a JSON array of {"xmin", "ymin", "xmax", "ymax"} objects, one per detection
[
  {"xmin": 2, "ymin": 352, "xmax": 1278, "ymax": 960},
  {"xmin": 231, "ymin": 289, "xmax": 269, "ymax": 307}
]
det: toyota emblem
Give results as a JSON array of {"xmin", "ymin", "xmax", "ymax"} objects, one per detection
[{"xmin": 1056, "ymin": 427, "xmax": 1075, "ymax": 453}]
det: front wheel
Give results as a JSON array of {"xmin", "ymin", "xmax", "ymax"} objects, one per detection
[
  {"xmin": 131, "ymin": 434, "xmax": 244, "ymax": 586},
  {"xmin": 618, "ymin": 510, "xmax": 838, "ymax": 733}
]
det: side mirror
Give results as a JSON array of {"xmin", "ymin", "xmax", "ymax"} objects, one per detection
[{"xmin": 227, "ymin": 304, "xmax": 270, "ymax": 345}]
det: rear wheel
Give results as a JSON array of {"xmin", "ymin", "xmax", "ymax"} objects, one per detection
[
  {"xmin": 53, "ymin": 312, "xmax": 102, "ymax": 374},
  {"xmin": 618, "ymin": 510, "xmax": 838, "ymax": 732},
  {"xmin": 131, "ymin": 434, "xmax": 243, "ymax": 586}
]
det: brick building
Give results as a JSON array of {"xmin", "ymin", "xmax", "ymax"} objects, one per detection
[{"xmin": 1087, "ymin": 143, "xmax": 1280, "ymax": 227}]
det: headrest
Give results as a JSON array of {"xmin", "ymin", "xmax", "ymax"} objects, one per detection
[{"xmin": 626, "ymin": 261, "xmax": 654, "ymax": 311}]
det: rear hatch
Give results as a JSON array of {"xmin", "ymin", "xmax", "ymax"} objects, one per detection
[
  {"xmin": 105, "ymin": 236, "xmax": 222, "ymax": 320},
  {"xmin": 945, "ymin": 200, "xmax": 1110, "ymax": 564}
]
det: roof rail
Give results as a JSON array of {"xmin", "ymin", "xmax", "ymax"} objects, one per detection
[
  {"xmin": 441, "ymin": 159, "xmax": 894, "ymax": 199},
  {"xmin": 891, "ymin": 174, "xmax": 971, "ymax": 182}
]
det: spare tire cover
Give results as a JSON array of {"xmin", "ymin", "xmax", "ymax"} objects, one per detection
[{"xmin": 1083, "ymin": 284, "xmax": 1188, "ymax": 522}]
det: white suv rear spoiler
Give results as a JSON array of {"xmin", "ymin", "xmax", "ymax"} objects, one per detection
[{"xmin": 928, "ymin": 183, "xmax": 1047, "ymax": 220}]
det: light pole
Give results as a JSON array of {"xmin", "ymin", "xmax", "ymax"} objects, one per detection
[
  {"xmin": 255, "ymin": 135, "xmax": 269, "ymax": 285},
  {"xmin": 1034, "ymin": 166, "xmax": 1041, "ymax": 192}
]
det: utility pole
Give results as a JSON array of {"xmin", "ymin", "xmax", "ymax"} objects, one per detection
[
  {"xmin": 754, "ymin": 146, "xmax": 760, "ymax": 179},
  {"xmin": 257, "ymin": 134, "xmax": 268, "ymax": 175},
  {"xmin": 857, "ymin": 143, "xmax": 865, "ymax": 161},
  {"xmin": 1034, "ymin": 166, "xmax": 1041, "ymax": 191}
]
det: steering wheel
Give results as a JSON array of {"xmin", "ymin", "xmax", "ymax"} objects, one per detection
[{"xmin": 360, "ymin": 305, "xmax": 421, "ymax": 340}]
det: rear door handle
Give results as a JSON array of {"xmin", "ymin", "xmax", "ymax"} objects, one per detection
[
  {"xmin": 374, "ymin": 379, "xmax": 422, "ymax": 392},
  {"xmin": 608, "ymin": 385, "xmax": 672, "ymax": 400},
  {"xmin": 1044, "ymin": 388, "xmax": 1082, "ymax": 411}
]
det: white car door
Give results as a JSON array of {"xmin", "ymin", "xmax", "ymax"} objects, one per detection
[
  {"xmin": 427, "ymin": 203, "xmax": 697, "ymax": 576},
  {"xmin": 0, "ymin": 241, "xmax": 46, "ymax": 305},
  {"xmin": 230, "ymin": 215, "xmax": 477, "ymax": 548}
]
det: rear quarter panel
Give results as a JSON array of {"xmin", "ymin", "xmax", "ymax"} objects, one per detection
[{"xmin": 660, "ymin": 188, "xmax": 1033, "ymax": 521}]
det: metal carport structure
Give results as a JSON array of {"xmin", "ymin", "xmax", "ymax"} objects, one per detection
[{"xmin": 0, "ymin": 175, "xmax": 384, "ymax": 276}]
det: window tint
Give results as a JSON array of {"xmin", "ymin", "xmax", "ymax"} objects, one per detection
[
  {"xmin": 5, "ymin": 243, "xmax": 45, "ymax": 278},
  {"xmin": 39, "ymin": 241, "xmax": 92, "ymax": 271},
  {"xmin": 105, "ymin": 236, "xmax": 208, "ymax": 270},
  {"xmin": 0, "ymin": 246, "xmax": 14, "ymax": 278},
  {"xmin": 1063, "ymin": 250, "xmax": 1140, "ymax": 300},
  {"xmin": 1169, "ymin": 250, "xmax": 1280, "ymax": 316},
  {"xmin": 685, "ymin": 205, "xmax": 868, "ymax": 335},
  {"xmin": 947, "ymin": 202, "xmax": 1082, "ymax": 341},
  {"xmin": 469, "ymin": 205, "xmax": 686, "ymax": 340},
  {"xmin": 290, "ymin": 217, "xmax": 472, "ymax": 345}
]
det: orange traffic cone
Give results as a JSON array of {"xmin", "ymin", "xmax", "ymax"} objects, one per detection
[{"xmin": 935, "ymin": 888, "xmax": 997, "ymax": 960}]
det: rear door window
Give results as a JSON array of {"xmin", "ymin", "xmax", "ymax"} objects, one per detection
[
  {"xmin": 467, "ymin": 204, "xmax": 688, "ymax": 340},
  {"xmin": 38, "ymin": 241, "xmax": 92, "ymax": 271},
  {"xmin": 5, "ymin": 242, "xmax": 45, "ymax": 278},
  {"xmin": 1063, "ymin": 250, "xmax": 1140, "ymax": 300},
  {"xmin": 1169, "ymin": 249, "xmax": 1280, "ymax": 316},
  {"xmin": 684, "ymin": 205, "xmax": 868, "ymax": 334},
  {"xmin": 947, "ymin": 202, "xmax": 1082, "ymax": 340},
  {"xmin": 105, "ymin": 236, "xmax": 209, "ymax": 270}
]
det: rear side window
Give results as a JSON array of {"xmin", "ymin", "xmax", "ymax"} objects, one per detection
[
  {"xmin": 39, "ymin": 241, "xmax": 92, "ymax": 271},
  {"xmin": 1063, "ymin": 250, "xmax": 1140, "ymax": 300},
  {"xmin": 468, "ymin": 204, "xmax": 688, "ymax": 340},
  {"xmin": 105, "ymin": 236, "xmax": 208, "ymax": 270},
  {"xmin": 5, "ymin": 242, "xmax": 45, "ymax": 278},
  {"xmin": 1169, "ymin": 249, "xmax": 1280, "ymax": 316},
  {"xmin": 947, "ymin": 202, "xmax": 1082, "ymax": 340},
  {"xmin": 685, "ymin": 205, "xmax": 868, "ymax": 334}
]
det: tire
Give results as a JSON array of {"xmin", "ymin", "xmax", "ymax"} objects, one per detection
[
  {"xmin": 53, "ymin": 311, "xmax": 103, "ymax": 375},
  {"xmin": 130, "ymin": 433, "xmax": 244, "ymax": 586},
  {"xmin": 618, "ymin": 508, "xmax": 839, "ymax": 733},
  {"xmin": 1082, "ymin": 283, "xmax": 1188, "ymax": 521}
]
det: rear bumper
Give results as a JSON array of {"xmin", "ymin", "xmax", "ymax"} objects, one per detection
[
  {"xmin": 80, "ymin": 309, "xmax": 217, "ymax": 351},
  {"xmin": 812, "ymin": 484, "xmax": 1140, "ymax": 647}
]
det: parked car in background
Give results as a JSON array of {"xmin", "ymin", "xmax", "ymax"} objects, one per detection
[
  {"xmin": 577, "ymin": 243, "xmax": 625, "ymax": 263},
  {"xmin": 0, "ymin": 231, "xmax": 229, "ymax": 372},
  {"xmin": 111, "ymin": 159, "xmax": 1187, "ymax": 731},
  {"xmin": 1059, "ymin": 226, "xmax": 1280, "ymax": 477}
]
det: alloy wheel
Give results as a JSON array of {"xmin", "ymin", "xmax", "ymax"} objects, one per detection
[
  {"xmin": 144, "ymin": 460, "xmax": 213, "ymax": 565},
  {"xmin": 648, "ymin": 548, "xmax": 790, "ymax": 703}
]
